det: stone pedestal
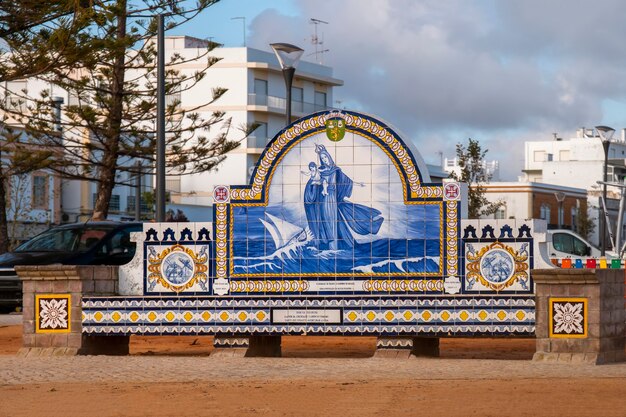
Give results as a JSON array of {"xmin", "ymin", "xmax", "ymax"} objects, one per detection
[
  {"xmin": 212, "ymin": 335, "xmax": 282, "ymax": 357},
  {"xmin": 533, "ymin": 268, "xmax": 624, "ymax": 364},
  {"xmin": 374, "ymin": 337, "xmax": 440, "ymax": 358},
  {"xmin": 16, "ymin": 265, "xmax": 128, "ymax": 356}
]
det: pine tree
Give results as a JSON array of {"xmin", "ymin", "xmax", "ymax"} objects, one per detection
[
  {"xmin": 0, "ymin": 0, "xmax": 255, "ymax": 222},
  {"xmin": 0, "ymin": 1, "xmax": 92, "ymax": 252}
]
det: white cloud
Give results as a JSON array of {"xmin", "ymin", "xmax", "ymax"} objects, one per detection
[{"xmin": 247, "ymin": 0, "xmax": 626, "ymax": 180}]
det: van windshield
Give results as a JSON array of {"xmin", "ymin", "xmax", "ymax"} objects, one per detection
[
  {"xmin": 552, "ymin": 232, "xmax": 589, "ymax": 256},
  {"xmin": 15, "ymin": 227, "xmax": 113, "ymax": 253}
]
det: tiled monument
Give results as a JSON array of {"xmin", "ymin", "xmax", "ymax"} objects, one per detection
[
  {"xmin": 25, "ymin": 109, "xmax": 617, "ymax": 359},
  {"xmin": 82, "ymin": 111, "xmax": 539, "ymax": 346}
]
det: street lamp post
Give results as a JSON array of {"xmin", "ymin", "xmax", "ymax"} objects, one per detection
[
  {"xmin": 595, "ymin": 125, "xmax": 615, "ymax": 256},
  {"xmin": 270, "ymin": 43, "xmax": 304, "ymax": 126},
  {"xmin": 156, "ymin": 13, "xmax": 166, "ymax": 222}
]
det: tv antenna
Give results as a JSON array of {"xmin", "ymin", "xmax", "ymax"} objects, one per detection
[{"xmin": 310, "ymin": 18, "xmax": 328, "ymax": 64}]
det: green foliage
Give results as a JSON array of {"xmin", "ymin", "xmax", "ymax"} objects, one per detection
[
  {"xmin": 575, "ymin": 205, "xmax": 596, "ymax": 241},
  {"xmin": 449, "ymin": 138, "xmax": 504, "ymax": 219}
]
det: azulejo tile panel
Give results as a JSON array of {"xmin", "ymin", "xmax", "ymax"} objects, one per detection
[
  {"xmin": 461, "ymin": 222, "xmax": 534, "ymax": 294},
  {"xmin": 222, "ymin": 110, "xmax": 458, "ymax": 296},
  {"xmin": 36, "ymin": 294, "xmax": 71, "ymax": 333},
  {"xmin": 549, "ymin": 297, "xmax": 587, "ymax": 338},
  {"xmin": 82, "ymin": 296, "xmax": 535, "ymax": 336},
  {"xmin": 111, "ymin": 110, "xmax": 540, "ymax": 338},
  {"xmin": 142, "ymin": 223, "xmax": 213, "ymax": 295}
]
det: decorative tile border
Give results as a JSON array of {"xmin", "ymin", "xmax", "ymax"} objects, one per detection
[
  {"xmin": 35, "ymin": 294, "xmax": 71, "ymax": 333},
  {"xmin": 82, "ymin": 296, "xmax": 535, "ymax": 336},
  {"xmin": 549, "ymin": 297, "xmax": 587, "ymax": 338}
]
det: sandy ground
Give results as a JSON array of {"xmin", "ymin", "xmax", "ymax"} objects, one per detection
[{"xmin": 1, "ymin": 323, "xmax": 626, "ymax": 417}]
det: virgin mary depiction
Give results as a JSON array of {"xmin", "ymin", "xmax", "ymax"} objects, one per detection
[{"xmin": 304, "ymin": 144, "xmax": 384, "ymax": 250}]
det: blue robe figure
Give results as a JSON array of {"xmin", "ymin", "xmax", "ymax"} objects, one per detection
[{"xmin": 305, "ymin": 144, "xmax": 384, "ymax": 250}]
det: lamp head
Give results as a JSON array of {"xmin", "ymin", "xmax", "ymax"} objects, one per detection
[
  {"xmin": 595, "ymin": 125, "xmax": 615, "ymax": 142},
  {"xmin": 270, "ymin": 43, "xmax": 304, "ymax": 70}
]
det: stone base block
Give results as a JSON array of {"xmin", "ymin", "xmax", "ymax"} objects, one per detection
[
  {"xmin": 374, "ymin": 337, "xmax": 440, "ymax": 358},
  {"xmin": 17, "ymin": 347, "xmax": 79, "ymax": 357},
  {"xmin": 78, "ymin": 335, "xmax": 130, "ymax": 356},
  {"xmin": 533, "ymin": 350, "xmax": 624, "ymax": 364},
  {"xmin": 212, "ymin": 335, "xmax": 282, "ymax": 357}
]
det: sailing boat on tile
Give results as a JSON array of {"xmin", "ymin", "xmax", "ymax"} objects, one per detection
[{"xmin": 259, "ymin": 213, "xmax": 309, "ymax": 255}]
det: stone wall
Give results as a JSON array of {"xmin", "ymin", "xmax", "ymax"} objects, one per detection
[
  {"xmin": 533, "ymin": 268, "xmax": 625, "ymax": 364},
  {"xmin": 17, "ymin": 265, "xmax": 127, "ymax": 356}
]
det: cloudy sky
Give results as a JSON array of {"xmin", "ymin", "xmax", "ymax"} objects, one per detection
[{"xmin": 172, "ymin": 0, "xmax": 626, "ymax": 180}]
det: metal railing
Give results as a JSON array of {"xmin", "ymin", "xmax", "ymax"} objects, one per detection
[{"xmin": 247, "ymin": 94, "xmax": 329, "ymax": 114}]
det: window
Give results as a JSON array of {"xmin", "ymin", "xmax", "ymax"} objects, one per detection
[
  {"xmin": 559, "ymin": 150, "xmax": 570, "ymax": 161},
  {"xmin": 6, "ymin": 80, "xmax": 27, "ymax": 111},
  {"xmin": 539, "ymin": 203, "xmax": 550, "ymax": 221},
  {"xmin": 314, "ymin": 91, "xmax": 327, "ymax": 110},
  {"xmin": 494, "ymin": 207, "xmax": 506, "ymax": 219},
  {"xmin": 254, "ymin": 78, "xmax": 267, "ymax": 95},
  {"xmin": 31, "ymin": 175, "xmax": 48, "ymax": 209},
  {"xmin": 92, "ymin": 193, "xmax": 120, "ymax": 211},
  {"xmin": 292, "ymin": 87, "xmax": 303, "ymax": 112},
  {"xmin": 552, "ymin": 232, "xmax": 589, "ymax": 257},
  {"xmin": 534, "ymin": 150, "xmax": 545, "ymax": 162},
  {"xmin": 248, "ymin": 122, "xmax": 268, "ymax": 148}
]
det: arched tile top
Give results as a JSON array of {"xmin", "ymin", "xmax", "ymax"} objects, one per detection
[{"xmin": 230, "ymin": 110, "xmax": 437, "ymax": 203}]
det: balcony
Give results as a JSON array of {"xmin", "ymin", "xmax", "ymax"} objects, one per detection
[
  {"xmin": 247, "ymin": 135, "xmax": 271, "ymax": 150},
  {"xmin": 247, "ymin": 94, "xmax": 329, "ymax": 115}
]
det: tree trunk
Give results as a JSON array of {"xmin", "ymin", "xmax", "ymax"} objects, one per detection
[
  {"xmin": 0, "ymin": 170, "xmax": 9, "ymax": 253},
  {"xmin": 92, "ymin": 0, "xmax": 127, "ymax": 221}
]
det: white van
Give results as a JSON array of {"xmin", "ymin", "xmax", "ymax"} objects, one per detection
[{"xmin": 547, "ymin": 229, "xmax": 616, "ymax": 258}]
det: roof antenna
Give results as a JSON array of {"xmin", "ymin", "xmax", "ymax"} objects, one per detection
[{"xmin": 309, "ymin": 18, "xmax": 328, "ymax": 64}]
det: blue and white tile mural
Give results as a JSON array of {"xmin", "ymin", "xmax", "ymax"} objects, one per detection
[
  {"xmin": 86, "ymin": 110, "xmax": 543, "ymax": 337},
  {"xmin": 231, "ymin": 139, "xmax": 442, "ymax": 278}
]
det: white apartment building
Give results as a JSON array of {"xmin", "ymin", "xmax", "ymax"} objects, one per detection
[
  {"xmin": 443, "ymin": 157, "xmax": 500, "ymax": 182},
  {"xmin": 0, "ymin": 125, "xmax": 62, "ymax": 245},
  {"xmin": 163, "ymin": 37, "xmax": 343, "ymax": 208},
  {"xmin": 521, "ymin": 127, "xmax": 626, "ymax": 247}
]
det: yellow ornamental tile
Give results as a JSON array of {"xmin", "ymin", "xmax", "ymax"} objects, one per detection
[
  {"xmin": 366, "ymin": 311, "xmax": 376, "ymax": 321},
  {"xmin": 183, "ymin": 312, "xmax": 193, "ymax": 322},
  {"xmin": 129, "ymin": 312, "xmax": 139, "ymax": 322},
  {"xmin": 422, "ymin": 311, "xmax": 432, "ymax": 321},
  {"xmin": 147, "ymin": 311, "xmax": 157, "ymax": 322},
  {"xmin": 220, "ymin": 311, "xmax": 230, "ymax": 321},
  {"xmin": 201, "ymin": 311, "xmax": 211, "ymax": 321},
  {"xmin": 440, "ymin": 311, "xmax": 450, "ymax": 321},
  {"xmin": 459, "ymin": 311, "xmax": 469, "ymax": 321},
  {"xmin": 238, "ymin": 312, "xmax": 248, "ymax": 322},
  {"xmin": 403, "ymin": 311, "xmax": 413, "ymax": 321},
  {"xmin": 346, "ymin": 311, "xmax": 358, "ymax": 322},
  {"xmin": 82, "ymin": 312, "xmax": 86, "ymax": 321},
  {"xmin": 256, "ymin": 311, "xmax": 267, "ymax": 321},
  {"xmin": 111, "ymin": 312, "xmax": 121, "ymax": 323},
  {"xmin": 497, "ymin": 310, "xmax": 507, "ymax": 321},
  {"xmin": 478, "ymin": 310, "xmax": 488, "ymax": 321},
  {"xmin": 94, "ymin": 312, "xmax": 103, "ymax": 322},
  {"xmin": 384, "ymin": 311, "xmax": 395, "ymax": 322},
  {"xmin": 165, "ymin": 311, "xmax": 175, "ymax": 322},
  {"xmin": 516, "ymin": 311, "xmax": 526, "ymax": 321}
]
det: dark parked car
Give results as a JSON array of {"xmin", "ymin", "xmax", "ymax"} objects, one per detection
[{"xmin": 0, "ymin": 221, "xmax": 142, "ymax": 312}]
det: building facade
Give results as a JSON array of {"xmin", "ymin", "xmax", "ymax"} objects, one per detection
[
  {"xmin": 481, "ymin": 182, "xmax": 588, "ymax": 231},
  {"xmin": 3, "ymin": 37, "xmax": 343, "ymax": 227},
  {"xmin": 521, "ymin": 127, "xmax": 626, "ymax": 247},
  {"xmin": 162, "ymin": 37, "xmax": 343, "ymax": 208}
]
